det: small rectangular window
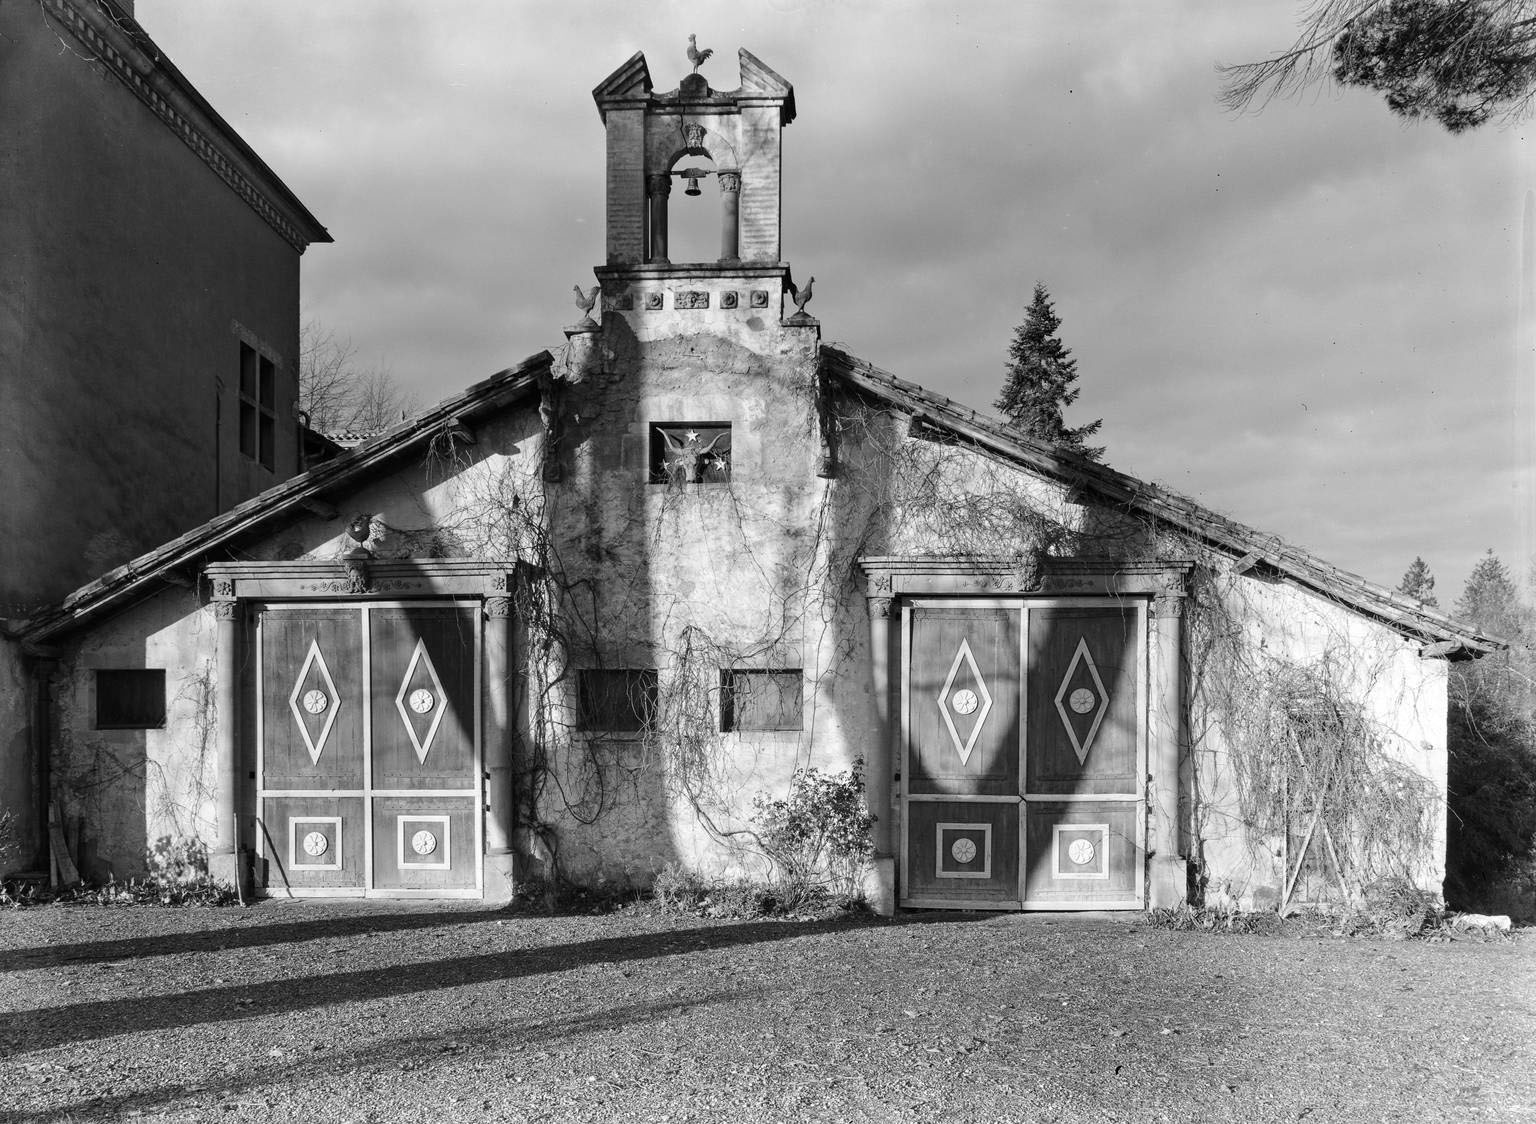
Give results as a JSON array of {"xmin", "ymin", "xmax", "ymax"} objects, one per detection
[
  {"xmin": 578, "ymin": 669, "xmax": 657, "ymax": 733},
  {"xmin": 721, "ymin": 669, "xmax": 803, "ymax": 732},
  {"xmin": 649, "ymin": 422, "xmax": 731, "ymax": 484},
  {"xmin": 96, "ymin": 669, "xmax": 167, "ymax": 729}
]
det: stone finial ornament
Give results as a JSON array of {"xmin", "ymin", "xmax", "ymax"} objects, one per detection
[{"xmin": 686, "ymin": 34, "xmax": 713, "ymax": 74}]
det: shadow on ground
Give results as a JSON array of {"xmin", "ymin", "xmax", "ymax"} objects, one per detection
[
  {"xmin": 1, "ymin": 911, "xmax": 987, "ymax": 1055},
  {"xmin": 0, "ymin": 990, "xmax": 751, "ymax": 1123}
]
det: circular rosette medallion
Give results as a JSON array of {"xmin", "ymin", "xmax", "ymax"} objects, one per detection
[
  {"xmin": 1068, "ymin": 838, "xmax": 1096, "ymax": 866},
  {"xmin": 411, "ymin": 830, "xmax": 438, "ymax": 856},
  {"xmin": 951, "ymin": 837, "xmax": 978, "ymax": 864},
  {"xmin": 302, "ymin": 831, "xmax": 329, "ymax": 857},
  {"xmin": 1069, "ymin": 688, "xmax": 1096, "ymax": 715},
  {"xmin": 408, "ymin": 688, "xmax": 435, "ymax": 714},
  {"xmin": 951, "ymin": 689, "xmax": 979, "ymax": 716},
  {"xmin": 302, "ymin": 689, "xmax": 329, "ymax": 715}
]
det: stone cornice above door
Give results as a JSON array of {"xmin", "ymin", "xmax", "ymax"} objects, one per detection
[
  {"xmin": 856, "ymin": 556, "xmax": 1194, "ymax": 601},
  {"xmin": 204, "ymin": 560, "xmax": 517, "ymax": 602}
]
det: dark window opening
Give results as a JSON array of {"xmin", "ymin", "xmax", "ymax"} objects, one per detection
[
  {"xmin": 649, "ymin": 422, "xmax": 731, "ymax": 484},
  {"xmin": 238, "ymin": 341, "xmax": 277, "ymax": 472},
  {"xmin": 578, "ymin": 668, "xmax": 658, "ymax": 733},
  {"xmin": 96, "ymin": 669, "xmax": 167, "ymax": 729},
  {"xmin": 721, "ymin": 669, "xmax": 803, "ymax": 732}
]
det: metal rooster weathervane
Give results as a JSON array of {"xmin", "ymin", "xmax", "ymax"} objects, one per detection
[{"xmin": 686, "ymin": 34, "xmax": 712, "ymax": 75}]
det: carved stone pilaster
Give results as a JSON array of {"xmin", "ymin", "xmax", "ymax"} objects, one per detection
[
  {"xmin": 485, "ymin": 596, "xmax": 513, "ymax": 620},
  {"xmin": 211, "ymin": 600, "xmax": 239, "ymax": 621}
]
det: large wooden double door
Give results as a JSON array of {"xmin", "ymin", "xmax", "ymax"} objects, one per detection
[
  {"xmin": 902, "ymin": 599, "xmax": 1146, "ymax": 910},
  {"xmin": 255, "ymin": 602, "xmax": 482, "ymax": 897}
]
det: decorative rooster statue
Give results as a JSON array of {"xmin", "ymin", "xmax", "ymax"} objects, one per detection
[
  {"xmin": 572, "ymin": 283, "xmax": 600, "ymax": 326},
  {"xmin": 686, "ymin": 34, "xmax": 713, "ymax": 75},
  {"xmin": 791, "ymin": 275, "xmax": 815, "ymax": 314}
]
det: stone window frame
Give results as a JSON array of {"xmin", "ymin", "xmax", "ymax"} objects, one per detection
[{"xmin": 720, "ymin": 668, "xmax": 804, "ymax": 732}]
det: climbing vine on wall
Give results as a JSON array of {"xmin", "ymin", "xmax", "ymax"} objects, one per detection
[{"xmin": 376, "ymin": 362, "xmax": 1440, "ymax": 903}]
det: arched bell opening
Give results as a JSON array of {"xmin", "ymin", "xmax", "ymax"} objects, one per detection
[
  {"xmin": 645, "ymin": 151, "xmax": 743, "ymax": 266},
  {"xmin": 664, "ymin": 152, "xmax": 718, "ymax": 265}
]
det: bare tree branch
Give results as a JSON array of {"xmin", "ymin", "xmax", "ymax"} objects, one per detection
[{"xmin": 298, "ymin": 320, "xmax": 420, "ymax": 434}]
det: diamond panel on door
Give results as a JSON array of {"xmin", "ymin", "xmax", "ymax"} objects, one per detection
[
  {"xmin": 370, "ymin": 608, "xmax": 476, "ymax": 790},
  {"xmin": 907, "ymin": 607, "xmax": 1020, "ymax": 798},
  {"xmin": 260, "ymin": 609, "xmax": 364, "ymax": 791},
  {"xmin": 1026, "ymin": 608, "xmax": 1141, "ymax": 797}
]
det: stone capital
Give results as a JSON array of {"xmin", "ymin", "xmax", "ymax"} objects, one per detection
[
  {"xmin": 1152, "ymin": 592, "xmax": 1186, "ymax": 620},
  {"xmin": 867, "ymin": 595, "xmax": 894, "ymax": 620},
  {"xmin": 647, "ymin": 173, "xmax": 672, "ymax": 198},
  {"xmin": 211, "ymin": 600, "xmax": 240, "ymax": 621},
  {"xmin": 717, "ymin": 171, "xmax": 741, "ymax": 193},
  {"xmin": 485, "ymin": 596, "xmax": 513, "ymax": 620}
]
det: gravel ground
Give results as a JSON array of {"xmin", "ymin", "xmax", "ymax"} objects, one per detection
[{"xmin": 0, "ymin": 900, "xmax": 1532, "ymax": 1123}]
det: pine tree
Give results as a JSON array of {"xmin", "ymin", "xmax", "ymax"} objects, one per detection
[
  {"xmin": 1456, "ymin": 549, "xmax": 1525, "ymax": 638},
  {"xmin": 995, "ymin": 282, "xmax": 1103, "ymax": 460},
  {"xmin": 1395, "ymin": 556, "xmax": 1439, "ymax": 607},
  {"xmin": 1445, "ymin": 548, "xmax": 1536, "ymax": 903}
]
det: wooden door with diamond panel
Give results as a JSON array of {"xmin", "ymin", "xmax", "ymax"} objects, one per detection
[
  {"xmin": 902, "ymin": 599, "xmax": 1146, "ymax": 910},
  {"xmin": 256, "ymin": 603, "xmax": 482, "ymax": 897},
  {"xmin": 902, "ymin": 602, "xmax": 1024, "ymax": 908},
  {"xmin": 1021, "ymin": 604, "xmax": 1145, "ymax": 909}
]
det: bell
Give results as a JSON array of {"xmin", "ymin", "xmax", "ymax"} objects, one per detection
[{"xmin": 684, "ymin": 173, "xmax": 702, "ymax": 197}]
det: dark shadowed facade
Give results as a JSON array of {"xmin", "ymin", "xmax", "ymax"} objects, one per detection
[{"xmin": 1, "ymin": 0, "xmax": 328, "ymax": 864}]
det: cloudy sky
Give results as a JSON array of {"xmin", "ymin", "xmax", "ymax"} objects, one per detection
[{"xmin": 138, "ymin": 0, "xmax": 1533, "ymax": 604}]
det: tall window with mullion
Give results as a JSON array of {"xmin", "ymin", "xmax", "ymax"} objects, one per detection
[
  {"xmin": 720, "ymin": 669, "xmax": 803, "ymax": 732},
  {"xmin": 238, "ymin": 342, "xmax": 277, "ymax": 472},
  {"xmin": 649, "ymin": 422, "xmax": 731, "ymax": 484},
  {"xmin": 577, "ymin": 668, "xmax": 658, "ymax": 734}
]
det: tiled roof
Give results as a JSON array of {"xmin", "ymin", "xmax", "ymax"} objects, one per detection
[
  {"xmin": 21, "ymin": 352, "xmax": 552, "ymax": 642},
  {"xmin": 821, "ymin": 344, "xmax": 1501, "ymax": 658}
]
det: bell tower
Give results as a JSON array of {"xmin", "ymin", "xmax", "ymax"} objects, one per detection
[{"xmin": 589, "ymin": 44, "xmax": 802, "ymax": 320}]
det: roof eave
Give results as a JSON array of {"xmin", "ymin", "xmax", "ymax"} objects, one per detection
[
  {"xmin": 21, "ymin": 351, "xmax": 553, "ymax": 643},
  {"xmin": 819, "ymin": 344, "xmax": 1503, "ymax": 658}
]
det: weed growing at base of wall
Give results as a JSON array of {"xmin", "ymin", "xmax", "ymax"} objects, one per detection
[{"xmin": 753, "ymin": 761, "xmax": 874, "ymax": 903}]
